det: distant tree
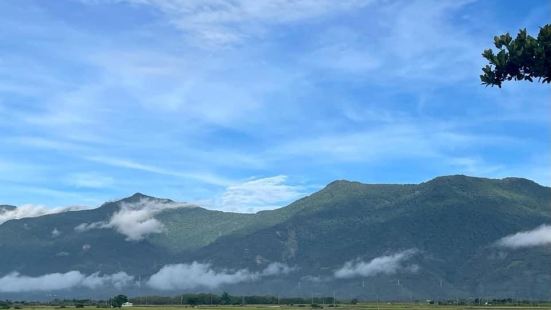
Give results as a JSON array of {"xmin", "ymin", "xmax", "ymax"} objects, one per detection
[
  {"xmin": 221, "ymin": 292, "xmax": 232, "ymax": 305},
  {"xmin": 187, "ymin": 297, "xmax": 199, "ymax": 306},
  {"xmin": 481, "ymin": 24, "xmax": 550, "ymax": 87},
  {"xmin": 110, "ymin": 295, "xmax": 128, "ymax": 309}
]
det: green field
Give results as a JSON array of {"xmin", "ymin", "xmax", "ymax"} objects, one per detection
[{"xmin": 11, "ymin": 304, "xmax": 551, "ymax": 310}]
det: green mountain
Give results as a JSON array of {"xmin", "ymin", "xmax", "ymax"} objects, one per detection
[{"xmin": 0, "ymin": 175, "xmax": 549, "ymax": 300}]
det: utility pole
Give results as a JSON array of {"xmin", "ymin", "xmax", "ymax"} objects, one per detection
[{"xmin": 333, "ymin": 291, "xmax": 336, "ymax": 307}]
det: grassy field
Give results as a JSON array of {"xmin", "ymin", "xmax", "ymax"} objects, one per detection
[{"xmin": 12, "ymin": 304, "xmax": 551, "ymax": 310}]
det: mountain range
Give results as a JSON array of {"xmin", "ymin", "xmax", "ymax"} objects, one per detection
[{"xmin": 0, "ymin": 175, "xmax": 549, "ymax": 300}]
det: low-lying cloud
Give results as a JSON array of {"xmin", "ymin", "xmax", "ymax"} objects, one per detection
[
  {"xmin": 212, "ymin": 175, "xmax": 305, "ymax": 213},
  {"xmin": 259, "ymin": 262, "xmax": 295, "ymax": 276},
  {"xmin": 0, "ymin": 204, "xmax": 84, "ymax": 225},
  {"xmin": 496, "ymin": 225, "xmax": 551, "ymax": 248},
  {"xmin": 0, "ymin": 262, "xmax": 294, "ymax": 292},
  {"xmin": 334, "ymin": 249, "xmax": 419, "ymax": 279},
  {"xmin": 147, "ymin": 262, "xmax": 294, "ymax": 290},
  {"xmin": 0, "ymin": 271, "xmax": 134, "ymax": 292},
  {"xmin": 75, "ymin": 198, "xmax": 193, "ymax": 241}
]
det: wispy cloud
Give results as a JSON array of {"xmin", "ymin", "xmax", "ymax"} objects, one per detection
[
  {"xmin": 147, "ymin": 261, "xmax": 294, "ymax": 290},
  {"xmin": 496, "ymin": 225, "xmax": 551, "ymax": 249},
  {"xmin": 85, "ymin": 155, "xmax": 233, "ymax": 186},
  {"xmin": 123, "ymin": 0, "xmax": 373, "ymax": 47},
  {"xmin": 271, "ymin": 123, "xmax": 520, "ymax": 166},
  {"xmin": 0, "ymin": 271, "xmax": 134, "ymax": 292},
  {"xmin": 68, "ymin": 172, "xmax": 115, "ymax": 189},
  {"xmin": 0, "ymin": 0, "xmax": 548, "ymax": 208},
  {"xmin": 334, "ymin": 249, "xmax": 419, "ymax": 279}
]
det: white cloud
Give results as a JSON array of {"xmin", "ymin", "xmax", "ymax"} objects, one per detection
[
  {"xmin": 496, "ymin": 225, "xmax": 551, "ymax": 249},
  {"xmin": 0, "ymin": 271, "xmax": 134, "ymax": 292},
  {"xmin": 147, "ymin": 261, "xmax": 294, "ymax": 290},
  {"xmin": 124, "ymin": 0, "xmax": 373, "ymax": 47},
  {"xmin": 0, "ymin": 204, "xmax": 84, "ymax": 225},
  {"xmin": 108, "ymin": 207, "xmax": 165, "ymax": 241},
  {"xmin": 258, "ymin": 262, "xmax": 295, "ymax": 276},
  {"xmin": 75, "ymin": 197, "xmax": 194, "ymax": 241},
  {"xmin": 334, "ymin": 249, "xmax": 419, "ymax": 279},
  {"xmin": 211, "ymin": 175, "xmax": 304, "ymax": 212},
  {"xmin": 75, "ymin": 222, "xmax": 105, "ymax": 233},
  {"xmin": 80, "ymin": 272, "xmax": 135, "ymax": 290}
]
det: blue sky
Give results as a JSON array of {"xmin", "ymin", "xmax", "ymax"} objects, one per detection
[{"xmin": 0, "ymin": 0, "xmax": 549, "ymax": 212}]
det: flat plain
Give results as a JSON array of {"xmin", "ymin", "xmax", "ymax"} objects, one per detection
[{"xmin": 11, "ymin": 304, "xmax": 551, "ymax": 310}]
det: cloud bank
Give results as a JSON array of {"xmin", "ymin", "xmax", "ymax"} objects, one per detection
[
  {"xmin": 0, "ymin": 204, "xmax": 84, "ymax": 225},
  {"xmin": 0, "ymin": 271, "xmax": 134, "ymax": 292},
  {"xmin": 496, "ymin": 225, "xmax": 551, "ymax": 248},
  {"xmin": 147, "ymin": 262, "xmax": 294, "ymax": 290},
  {"xmin": 334, "ymin": 249, "xmax": 419, "ymax": 279},
  {"xmin": 0, "ymin": 262, "xmax": 293, "ymax": 292},
  {"xmin": 75, "ymin": 198, "xmax": 193, "ymax": 241}
]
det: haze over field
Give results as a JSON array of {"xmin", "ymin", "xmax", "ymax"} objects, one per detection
[{"xmin": 0, "ymin": 0, "xmax": 550, "ymax": 302}]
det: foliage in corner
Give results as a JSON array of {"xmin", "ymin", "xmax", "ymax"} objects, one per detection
[{"xmin": 481, "ymin": 24, "xmax": 550, "ymax": 87}]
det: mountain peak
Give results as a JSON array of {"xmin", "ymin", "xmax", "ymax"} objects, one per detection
[
  {"xmin": 427, "ymin": 174, "xmax": 477, "ymax": 183},
  {"xmin": 422, "ymin": 174, "xmax": 496, "ymax": 188},
  {"xmin": 129, "ymin": 192, "xmax": 153, "ymax": 199},
  {"xmin": 325, "ymin": 179, "xmax": 355, "ymax": 187},
  {"xmin": 120, "ymin": 192, "xmax": 175, "ymax": 204}
]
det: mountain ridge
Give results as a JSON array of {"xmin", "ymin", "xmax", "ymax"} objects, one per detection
[
  {"xmin": 2, "ymin": 174, "xmax": 548, "ymax": 216},
  {"xmin": 0, "ymin": 175, "xmax": 549, "ymax": 299}
]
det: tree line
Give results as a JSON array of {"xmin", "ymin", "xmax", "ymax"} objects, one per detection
[
  {"xmin": 128, "ymin": 292, "xmax": 337, "ymax": 306},
  {"xmin": 1, "ymin": 293, "xmax": 548, "ymax": 309}
]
